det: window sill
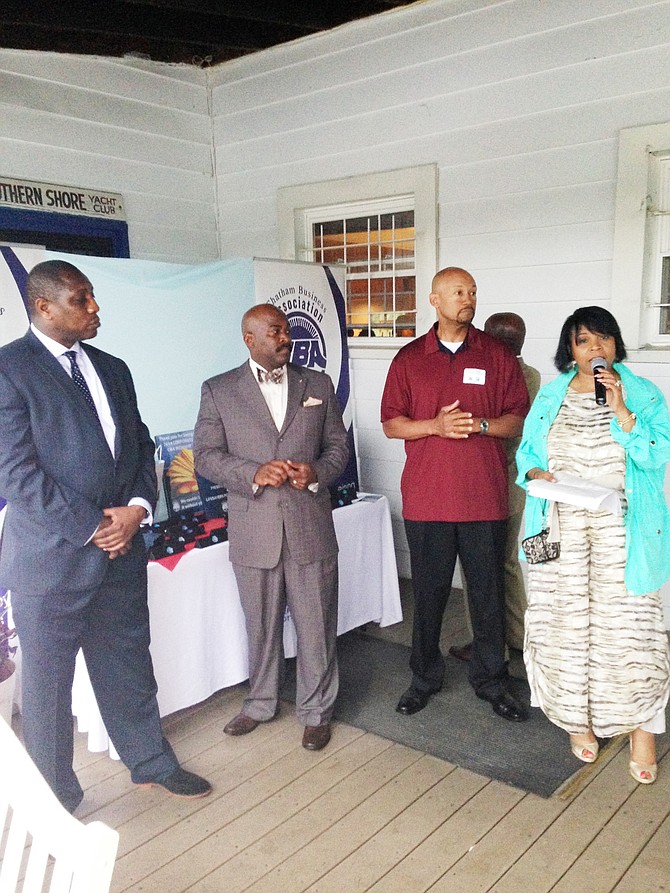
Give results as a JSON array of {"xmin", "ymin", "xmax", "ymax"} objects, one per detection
[
  {"xmin": 624, "ymin": 346, "xmax": 670, "ymax": 363},
  {"xmin": 346, "ymin": 338, "xmax": 410, "ymax": 359}
]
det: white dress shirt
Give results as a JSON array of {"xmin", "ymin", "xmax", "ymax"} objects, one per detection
[
  {"xmin": 249, "ymin": 358, "xmax": 288, "ymax": 430},
  {"xmin": 32, "ymin": 324, "xmax": 117, "ymax": 456},
  {"xmin": 248, "ymin": 358, "xmax": 319, "ymax": 494}
]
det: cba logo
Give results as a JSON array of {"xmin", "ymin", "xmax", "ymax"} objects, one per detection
[{"xmin": 288, "ymin": 311, "xmax": 326, "ymax": 370}]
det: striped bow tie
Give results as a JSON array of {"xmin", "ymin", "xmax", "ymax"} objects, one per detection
[{"xmin": 257, "ymin": 366, "xmax": 284, "ymax": 384}]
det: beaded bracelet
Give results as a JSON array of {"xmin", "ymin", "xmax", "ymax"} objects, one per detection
[{"xmin": 616, "ymin": 412, "xmax": 636, "ymax": 427}]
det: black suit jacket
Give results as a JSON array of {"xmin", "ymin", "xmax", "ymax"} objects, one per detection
[{"xmin": 0, "ymin": 330, "xmax": 156, "ymax": 595}]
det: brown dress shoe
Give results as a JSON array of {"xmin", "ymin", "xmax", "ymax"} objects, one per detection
[
  {"xmin": 302, "ymin": 722, "xmax": 331, "ymax": 751},
  {"xmin": 449, "ymin": 642, "xmax": 473, "ymax": 662},
  {"xmin": 224, "ymin": 713, "xmax": 260, "ymax": 736}
]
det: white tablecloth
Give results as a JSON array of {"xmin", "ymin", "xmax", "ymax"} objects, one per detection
[{"xmin": 72, "ymin": 494, "xmax": 402, "ymax": 755}]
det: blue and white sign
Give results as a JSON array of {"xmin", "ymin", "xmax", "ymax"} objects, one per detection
[
  {"xmin": 255, "ymin": 258, "xmax": 357, "ymax": 489},
  {"xmin": 0, "ymin": 245, "xmax": 42, "ymax": 347}
]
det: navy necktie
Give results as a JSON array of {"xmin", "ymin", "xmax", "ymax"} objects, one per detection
[{"xmin": 64, "ymin": 350, "xmax": 100, "ymax": 422}]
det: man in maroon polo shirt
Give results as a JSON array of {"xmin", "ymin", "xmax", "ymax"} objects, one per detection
[{"xmin": 381, "ymin": 267, "xmax": 530, "ymax": 722}]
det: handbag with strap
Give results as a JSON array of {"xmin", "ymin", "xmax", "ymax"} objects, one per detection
[
  {"xmin": 521, "ymin": 529, "xmax": 560, "ymax": 564},
  {"xmin": 522, "ymin": 500, "xmax": 560, "ymax": 564}
]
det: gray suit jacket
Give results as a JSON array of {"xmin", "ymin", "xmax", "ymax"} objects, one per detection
[
  {"xmin": 0, "ymin": 331, "xmax": 157, "ymax": 595},
  {"xmin": 194, "ymin": 362, "xmax": 349, "ymax": 568}
]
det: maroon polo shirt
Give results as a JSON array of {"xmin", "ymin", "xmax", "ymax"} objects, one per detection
[{"xmin": 381, "ymin": 324, "xmax": 530, "ymax": 522}]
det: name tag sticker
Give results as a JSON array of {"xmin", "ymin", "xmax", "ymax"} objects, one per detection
[{"xmin": 463, "ymin": 367, "xmax": 486, "ymax": 385}]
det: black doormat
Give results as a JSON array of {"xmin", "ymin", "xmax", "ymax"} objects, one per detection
[{"xmin": 282, "ymin": 629, "xmax": 585, "ymax": 798}]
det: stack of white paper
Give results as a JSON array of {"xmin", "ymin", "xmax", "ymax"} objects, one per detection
[{"xmin": 527, "ymin": 472, "xmax": 621, "ymax": 515}]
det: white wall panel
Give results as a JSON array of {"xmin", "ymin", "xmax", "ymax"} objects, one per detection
[
  {"xmin": 440, "ymin": 182, "xmax": 615, "ymax": 237},
  {"xmin": 439, "ymin": 140, "xmax": 617, "ymax": 204},
  {"xmin": 4, "ymin": 0, "xmax": 670, "ymax": 605},
  {"xmin": 0, "ymin": 104, "xmax": 211, "ymax": 172},
  {"xmin": 0, "ymin": 51, "xmax": 205, "ymax": 106},
  {"xmin": 210, "ymin": 0, "xmax": 670, "ymax": 611},
  {"xmin": 441, "ymin": 222, "xmax": 613, "ymax": 270},
  {"xmin": 213, "ymin": 29, "xmax": 668, "ymax": 149},
  {"xmin": 209, "ymin": 1, "xmax": 660, "ymax": 109},
  {"xmin": 0, "ymin": 49, "xmax": 215, "ymax": 263},
  {"xmin": 3, "ymin": 74, "xmax": 209, "ymax": 141}
]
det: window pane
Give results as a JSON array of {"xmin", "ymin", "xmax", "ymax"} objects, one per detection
[
  {"xmin": 319, "ymin": 220, "xmax": 344, "ymax": 236},
  {"xmin": 347, "ymin": 216, "xmax": 374, "ymax": 233},
  {"xmin": 660, "ymin": 256, "xmax": 670, "ymax": 335},
  {"xmin": 320, "ymin": 246, "xmax": 345, "ymax": 264},
  {"xmin": 310, "ymin": 204, "xmax": 415, "ymax": 338},
  {"xmin": 381, "ymin": 210, "xmax": 414, "ymax": 229},
  {"xmin": 395, "ymin": 277, "xmax": 416, "ymax": 312}
]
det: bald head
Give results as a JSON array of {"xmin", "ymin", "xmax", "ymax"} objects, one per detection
[
  {"xmin": 484, "ymin": 312, "xmax": 526, "ymax": 356},
  {"xmin": 431, "ymin": 267, "xmax": 474, "ymax": 294},
  {"xmin": 429, "ymin": 267, "xmax": 477, "ymax": 336},
  {"xmin": 241, "ymin": 303, "xmax": 288, "ymax": 336},
  {"xmin": 242, "ymin": 303, "xmax": 292, "ymax": 370}
]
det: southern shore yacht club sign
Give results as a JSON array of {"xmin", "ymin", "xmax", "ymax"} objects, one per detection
[{"xmin": 0, "ymin": 177, "xmax": 125, "ymax": 220}]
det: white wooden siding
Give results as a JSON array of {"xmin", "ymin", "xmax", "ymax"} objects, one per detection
[
  {"xmin": 209, "ymin": 0, "xmax": 670, "ymax": 608},
  {"xmin": 0, "ymin": 49, "xmax": 217, "ymax": 262},
  {"xmin": 2, "ymin": 0, "xmax": 670, "ymax": 609}
]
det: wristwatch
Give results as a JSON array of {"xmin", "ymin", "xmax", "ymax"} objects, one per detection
[{"xmin": 479, "ymin": 418, "xmax": 489, "ymax": 434}]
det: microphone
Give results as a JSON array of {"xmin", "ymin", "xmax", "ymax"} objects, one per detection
[{"xmin": 590, "ymin": 357, "xmax": 608, "ymax": 405}]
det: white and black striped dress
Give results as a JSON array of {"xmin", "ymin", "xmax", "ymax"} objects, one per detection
[{"xmin": 525, "ymin": 389, "xmax": 670, "ymax": 738}]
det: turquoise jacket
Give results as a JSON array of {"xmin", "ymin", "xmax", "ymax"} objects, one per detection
[{"xmin": 516, "ymin": 364, "xmax": 670, "ymax": 595}]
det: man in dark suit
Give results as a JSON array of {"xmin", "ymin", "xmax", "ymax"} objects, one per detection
[
  {"xmin": 194, "ymin": 304, "xmax": 349, "ymax": 751},
  {"xmin": 0, "ymin": 260, "xmax": 211, "ymax": 812}
]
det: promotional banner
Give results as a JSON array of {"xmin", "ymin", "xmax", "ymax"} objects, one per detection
[
  {"xmin": 254, "ymin": 258, "xmax": 358, "ymax": 492},
  {"xmin": 46, "ymin": 252, "xmax": 254, "ymax": 438},
  {"xmin": 0, "ymin": 246, "xmax": 45, "ymax": 511},
  {"xmin": 0, "ymin": 245, "xmax": 41, "ymax": 347},
  {"xmin": 0, "ymin": 251, "xmax": 358, "ymax": 514}
]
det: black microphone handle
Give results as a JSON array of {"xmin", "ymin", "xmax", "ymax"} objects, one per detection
[{"xmin": 594, "ymin": 375, "xmax": 607, "ymax": 405}]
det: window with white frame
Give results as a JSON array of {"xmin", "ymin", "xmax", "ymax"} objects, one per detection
[
  {"xmin": 306, "ymin": 199, "xmax": 415, "ymax": 338},
  {"xmin": 650, "ymin": 155, "xmax": 670, "ymax": 336},
  {"xmin": 612, "ymin": 122, "xmax": 670, "ymax": 351},
  {"xmin": 278, "ymin": 165, "xmax": 437, "ymax": 342}
]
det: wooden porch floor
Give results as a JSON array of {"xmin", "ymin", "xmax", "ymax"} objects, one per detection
[{"xmin": 55, "ymin": 587, "xmax": 670, "ymax": 891}]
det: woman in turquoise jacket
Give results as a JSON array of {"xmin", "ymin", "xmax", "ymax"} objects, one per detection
[{"xmin": 517, "ymin": 306, "xmax": 670, "ymax": 785}]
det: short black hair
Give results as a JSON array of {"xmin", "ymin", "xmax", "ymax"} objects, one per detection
[
  {"xmin": 25, "ymin": 260, "xmax": 84, "ymax": 317},
  {"xmin": 554, "ymin": 306, "xmax": 627, "ymax": 372}
]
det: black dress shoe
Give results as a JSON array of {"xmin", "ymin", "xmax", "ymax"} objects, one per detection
[
  {"xmin": 141, "ymin": 767, "xmax": 212, "ymax": 798},
  {"xmin": 477, "ymin": 690, "xmax": 528, "ymax": 723},
  {"xmin": 396, "ymin": 687, "xmax": 431, "ymax": 715}
]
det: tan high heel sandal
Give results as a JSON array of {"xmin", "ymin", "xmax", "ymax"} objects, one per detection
[
  {"xmin": 629, "ymin": 735, "xmax": 657, "ymax": 784},
  {"xmin": 570, "ymin": 735, "xmax": 599, "ymax": 764}
]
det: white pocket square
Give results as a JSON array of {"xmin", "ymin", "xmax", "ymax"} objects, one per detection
[{"xmin": 302, "ymin": 396, "xmax": 323, "ymax": 407}]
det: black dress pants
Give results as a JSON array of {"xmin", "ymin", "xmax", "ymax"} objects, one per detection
[{"xmin": 404, "ymin": 519, "xmax": 509, "ymax": 698}]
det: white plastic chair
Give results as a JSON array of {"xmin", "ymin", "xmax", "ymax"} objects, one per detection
[{"xmin": 0, "ymin": 716, "xmax": 119, "ymax": 893}]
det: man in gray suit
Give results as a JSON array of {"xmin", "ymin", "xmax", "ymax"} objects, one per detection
[
  {"xmin": 0, "ymin": 260, "xmax": 211, "ymax": 811},
  {"xmin": 194, "ymin": 304, "xmax": 349, "ymax": 751}
]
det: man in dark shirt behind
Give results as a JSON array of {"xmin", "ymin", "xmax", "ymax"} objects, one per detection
[
  {"xmin": 450, "ymin": 312, "xmax": 541, "ymax": 675},
  {"xmin": 381, "ymin": 267, "xmax": 530, "ymax": 722}
]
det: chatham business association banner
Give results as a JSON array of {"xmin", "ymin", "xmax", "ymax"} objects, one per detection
[
  {"xmin": 0, "ymin": 250, "xmax": 358, "ymax": 510},
  {"xmin": 254, "ymin": 258, "xmax": 357, "ymax": 491}
]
